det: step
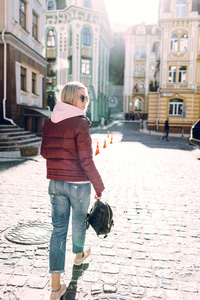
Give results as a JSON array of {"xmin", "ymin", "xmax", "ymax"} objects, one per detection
[
  {"xmin": 0, "ymin": 140, "xmax": 42, "ymax": 152},
  {"xmin": 0, "ymin": 128, "xmax": 26, "ymax": 134},
  {"xmin": 0, "ymin": 134, "xmax": 37, "ymax": 142},
  {"xmin": 0, "ymin": 130, "xmax": 33, "ymax": 137},
  {"xmin": 0, "ymin": 137, "xmax": 42, "ymax": 147}
]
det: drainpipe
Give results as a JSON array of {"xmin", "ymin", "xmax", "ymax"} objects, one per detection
[
  {"xmin": 191, "ymin": 84, "xmax": 197, "ymax": 125},
  {"xmin": 2, "ymin": 0, "xmax": 16, "ymax": 125}
]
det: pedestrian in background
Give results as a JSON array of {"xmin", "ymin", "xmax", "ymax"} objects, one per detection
[
  {"xmin": 162, "ymin": 118, "xmax": 169, "ymax": 141},
  {"xmin": 41, "ymin": 81, "xmax": 105, "ymax": 300},
  {"xmin": 101, "ymin": 115, "xmax": 105, "ymax": 129}
]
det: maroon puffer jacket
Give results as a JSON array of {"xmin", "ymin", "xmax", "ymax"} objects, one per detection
[{"xmin": 41, "ymin": 116, "xmax": 105, "ymax": 197}]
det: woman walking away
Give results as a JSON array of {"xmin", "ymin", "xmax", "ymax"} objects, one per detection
[{"xmin": 41, "ymin": 82, "xmax": 105, "ymax": 300}]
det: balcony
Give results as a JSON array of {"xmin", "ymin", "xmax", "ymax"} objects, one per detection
[
  {"xmin": 133, "ymin": 88, "xmax": 145, "ymax": 94},
  {"xmin": 134, "ymin": 71, "xmax": 145, "ymax": 77},
  {"xmin": 134, "ymin": 54, "xmax": 146, "ymax": 60}
]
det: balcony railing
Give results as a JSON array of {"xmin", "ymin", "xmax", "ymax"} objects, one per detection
[
  {"xmin": 134, "ymin": 71, "xmax": 145, "ymax": 77},
  {"xmin": 134, "ymin": 54, "xmax": 146, "ymax": 60},
  {"xmin": 133, "ymin": 88, "xmax": 145, "ymax": 94}
]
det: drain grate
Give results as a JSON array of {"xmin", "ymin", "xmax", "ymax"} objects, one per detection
[{"xmin": 5, "ymin": 221, "xmax": 52, "ymax": 245}]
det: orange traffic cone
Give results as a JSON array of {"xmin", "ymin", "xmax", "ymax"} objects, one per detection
[
  {"xmin": 103, "ymin": 139, "xmax": 107, "ymax": 148},
  {"xmin": 107, "ymin": 131, "xmax": 110, "ymax": 138},
  {"xmin": 110, "ymin": 132, "xmax": 113, "ymax": 144},
  {"xmin": 95, "ymin": 142, "xmax": 100, "ymax": 155}
]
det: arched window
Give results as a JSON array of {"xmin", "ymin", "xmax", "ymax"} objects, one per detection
[
  {"xmin": 47, "ymin": 30, "xmax": 55, "ymax": 47},
  {"xmin": 180, "ymin": 33, "xmax": 188, "ymax": 52},
  {"xmin": 175, "ymin": 0, "xmax": 186, "ymax": 17},
  {"xmin": 83, "ymin": 28, "xmax": 91, "ymax": 46},
  {"xmin": 48, "ymin": 1, "xmax": 55, "ymax": 10},
  {"xmin": 84, "ymin": 0, "xmax": 91, "ymax": 8},
  {"xmin": 170, "ymin": 34, "xmax": 178, "ymax": 51},
  {"xmin": 134, "ymin": 98, "xmax": 142, "ymax": 111},
  {"xmin": 169, "ymin": 99, "xmax": 183, "ymax": 116}
]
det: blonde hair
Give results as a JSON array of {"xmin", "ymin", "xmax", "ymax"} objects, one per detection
[{"xmin": 60, "ymin": 81, "xmax": 88, "ymax": 106}]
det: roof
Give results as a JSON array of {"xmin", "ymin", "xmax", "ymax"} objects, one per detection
[{"xmin": 128, "ymin": 24, "xmax": 157, "ymax": 35}]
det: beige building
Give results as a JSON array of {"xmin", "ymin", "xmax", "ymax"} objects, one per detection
[
  {"xmin": 148, "ymin": 0, "xmax": 200, "ymax": 134},
  {"xmin": 124, "ymin": 23, "xmax": 158, "ymax": 120}
]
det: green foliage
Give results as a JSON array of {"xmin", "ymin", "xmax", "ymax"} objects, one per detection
[{"xmin": 109, "ymin": 32, "xmax": 125, "ymax": 85}]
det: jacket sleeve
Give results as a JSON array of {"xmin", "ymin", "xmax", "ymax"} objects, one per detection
[
  {"xmin": 40, "ymin": 122, "xmax": 47, "ymax": 159},
  {"xmin": 76, "ymin": 119, "xmax": 105, "ymax": 196}
]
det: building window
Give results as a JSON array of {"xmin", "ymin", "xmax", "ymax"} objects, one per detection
[
  {"xmin": 170, "ymin": 34, "xmax": 178, "ymax": 51},
  {"xmin": 168, "ymin": 66, "xmax": 177, "ymax": 82},
  {"xmin": 32, "ymin": 12, "xmax": 38, "ymax": 40},
  {"xmin": 169, "ymin": 99, "xmax": 183, "ymax": 116},
  {"xmin": 83, "ymin": 28, "xmax": 91, "ymax": 46},
  {"xmin": 68, "ymin": 58, "xmax": 72, "ymax": 75},
  {"xmin": 175, "ymin": 0, "xmax": 186, "ymax": 17},
  {"xmin": 134, "ymin": 98, "xmax": 142, "ymax": 111},
  {"xmin": 32, "ymin": 72, "xmax": 36, "ymax": 94},
  {"xmin": 141, "ymin": 64, "xmax": 145, "ymax": 72},
  {"xmin": 140, "ymin": 81, "xmax": 144, "ymax": 89},
  {"xmin": 135, "ymin": 64, "xmax": 139, "ymax": 71},
  {"xmin": 138, "ymin": 27, "xmax": 144, "ymax": 35},
  {"xmin": 141, "ymin": 48, "xmax": 146, "ymax": 58},
  {"xmin": 48, "ymin": 1, "xmax": 55, "ymax": 10},
  {"xmin": 47, "ymin": 60, "xmax": 56, "ymax": 76},
  {"xmin": 69, "ymin": 28, "xmax": 72, "ymax": 47},
  {"xmin": 84, "ymin": 0, "xmax": 91, "ymax": 8},
  {"xmin": 81, "ymin": 59, "xmax": 90, "ymax": 75},
  {"xmin": 135, "ymin": 48, "xmax": 140, "ymax": 58},
  {"xmin": 150, "ymin": 65, "xmax": 154, "ymax": 72},
  {"xmin": 180, "ymin": 33, "xmax": 188, "ymax": 52},
  {"xmin": 21, "ymin": 67, "xmax": 27, "ymax": 91},
  {"xmin": 19, "ymin": 0, "xmax": 26, "ymax": 29},
  {"xmin": 47, "ymin": 30, "xmax": 55, "ymax": 47},
  {"xmin": 179, "ymin": 66, "xmax": 187, "ymax": 82}
]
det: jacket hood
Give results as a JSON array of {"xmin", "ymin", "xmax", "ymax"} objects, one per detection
[{"xmin": 51, "ymin": 102, "xmax": 85, "ymax": 123}]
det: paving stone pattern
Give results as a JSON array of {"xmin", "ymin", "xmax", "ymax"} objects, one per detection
[{"xmin": 0, "ymin": 122, "xmax": 200, "ymax": 300}]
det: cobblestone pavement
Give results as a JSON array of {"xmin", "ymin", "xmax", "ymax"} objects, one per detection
[{"xmin": 0, "ymin": 122, "xmax": 200, "ymax": 300}]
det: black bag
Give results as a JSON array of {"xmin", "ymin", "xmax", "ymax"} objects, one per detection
[{"xmin": 86, "ymin": 200, "xmax": 114, "ymax": 238}]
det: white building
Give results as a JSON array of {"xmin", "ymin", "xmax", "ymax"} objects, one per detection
[
  {"xmin": 124, "ymin": 23, "xmax": 158, "ymax": 120},
  {"xmin": 46, "ymin": 0, "xmax": 112, "ymax": 124}
]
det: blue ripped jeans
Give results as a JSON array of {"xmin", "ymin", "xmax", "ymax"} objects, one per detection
[{"xmin": 48, "ymin": 180, "xmax": 91, "ymax": 273}]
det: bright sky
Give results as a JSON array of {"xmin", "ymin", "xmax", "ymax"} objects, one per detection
[{"xmin": 104, "ymin": 0, "xmax": 159, "ymax": 30}]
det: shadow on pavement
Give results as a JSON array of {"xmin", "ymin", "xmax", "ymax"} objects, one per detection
[
  {"xmin": 103, "ymin": 121, "xmax": 196, "ymax": 152},
  {"xmin": 63, "ymin": 264, "xmax": 89, "ymax": 300},
  {"xmin": 0, "ymin": 160, "xmax": 26, "ymax": 172}
]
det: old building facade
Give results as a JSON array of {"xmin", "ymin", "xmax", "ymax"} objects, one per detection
[
  {"xmin": 124, "ymin": 23, "xmax": 158, "ymax": 120},
  {"xmin": 45, "ymin": 0, "xmax": 112, "ymax": 125},
  {"xmin": 0, "ymin": 0, "xmax": 48, "ymax": 133},
  {"xmin": 148, "ymin": 0, "xmax": 200, "ymax": 133}
]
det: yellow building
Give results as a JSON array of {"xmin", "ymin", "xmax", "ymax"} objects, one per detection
[{"xmin": 148, "ymin": 0, "xmax": 200, "ymax": 134}]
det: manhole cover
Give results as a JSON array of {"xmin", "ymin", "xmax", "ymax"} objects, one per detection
[
  {"xmin": 5, "ymin": 221, "xmax": 52, "ymax": 245},
  {"xmin": 93, "ymin": 296, "xmax": 134, "ymax": 300}
]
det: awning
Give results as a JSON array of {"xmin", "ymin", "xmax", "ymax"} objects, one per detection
[{"xmin": 23, "ymin": 107, "xmax": 52, "ymax": 117}]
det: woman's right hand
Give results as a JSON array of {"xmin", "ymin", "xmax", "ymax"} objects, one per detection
[{"xmin": 94, "ymin": 194, "xmax": 101, "ymax": 201}]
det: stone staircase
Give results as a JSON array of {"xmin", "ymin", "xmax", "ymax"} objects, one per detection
[{"xmin": 0, "ymin": 125, "xmax": 42, "ymax": 154}]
